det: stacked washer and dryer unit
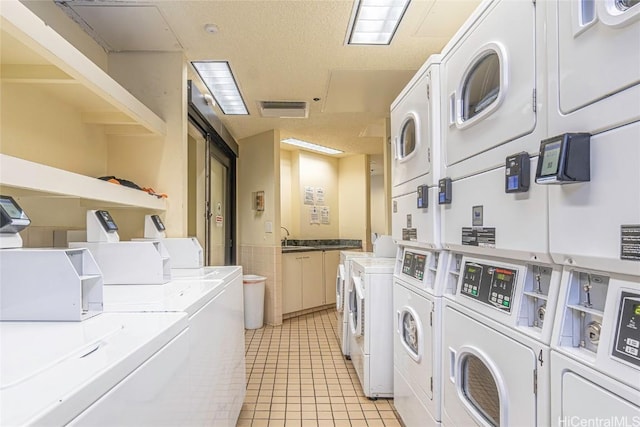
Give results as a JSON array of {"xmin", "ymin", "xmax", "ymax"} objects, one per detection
[
  {"xmin": 390, "ymin": 54, "xmax": 449, "ymax": 426},
  {"xmin": 546, "ymin": 0, "xmax": 640, "ymax": 423},
  {"xmin": 438, "ymin": 0, "xmax": 562, "ymax": 425}
]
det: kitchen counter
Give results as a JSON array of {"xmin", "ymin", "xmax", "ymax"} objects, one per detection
[{"xmin": 281, "ymin": 239, "xmax": 362, "ymax": 253}]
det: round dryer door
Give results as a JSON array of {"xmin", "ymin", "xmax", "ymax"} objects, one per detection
[
  {"xmin": 336, "ymin": 264, "xmax": 345, "ymax": 312},
  {"xmin": 349, "ymin": 277, "xmax": 364, "ymax": 337},
  {"xmin": 399, "ymin": 307, "xmax": 423, "ymax": 362}
]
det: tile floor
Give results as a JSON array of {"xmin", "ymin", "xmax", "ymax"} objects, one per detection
[{"xmin": 238, "ymin": 308, "xmax": 403, "ymax": 427}]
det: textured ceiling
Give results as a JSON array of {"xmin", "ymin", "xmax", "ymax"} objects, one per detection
[{"xmin": 59, "ymin": 0, "xmax": 481, "ymax": 156}]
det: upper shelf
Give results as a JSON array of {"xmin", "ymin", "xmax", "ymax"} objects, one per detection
[
  {"xmin": 0, "ymin": 0, "xmax": 167, "ymax": 137},
  {"xmin": 0, "ymin": 154, "xmax": 167, "ymax": 211}
]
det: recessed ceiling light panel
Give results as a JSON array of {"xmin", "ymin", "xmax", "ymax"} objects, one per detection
[
  {"xmin": 192, "ymin": 61, "xmax": 248, "ymax": 115},
  {"xmin": 282, "ymin": 138, "xmax": 343, "ymax": 155},
  {"xmin": 347, "ymin": 0, "xmax": 411, "ymax": 45}
]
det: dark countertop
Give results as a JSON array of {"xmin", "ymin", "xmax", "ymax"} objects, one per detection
[
  {"xmin": 281, "ymin": 239, "xmax": 362, "ymax": 253},
  {"xmin": 281, "ymin": 245, "xmax": 361, "ymax": 253}
]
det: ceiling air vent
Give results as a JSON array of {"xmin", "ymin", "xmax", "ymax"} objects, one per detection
[{"xmin": 258, "ymin": 101, "xmax": 308, "ymax": 118}]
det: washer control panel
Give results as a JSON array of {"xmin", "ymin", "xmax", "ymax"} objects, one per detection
[
  {"xmin": 612, "ymin": 291, "xmax": 640, "ymax": 368},
  {"xmin": 460, "ymin": 261, "xmax": 517, "ymax": 313},
  {"xmin": 401, "ymin": 251, "xmax": 427, "ymax": 281}
]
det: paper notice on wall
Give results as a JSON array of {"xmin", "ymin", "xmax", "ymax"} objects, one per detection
[
  {"xmin": 304, "ymin": 186, "xmax": 315, "ymax": 205},
  {"xmin": 315, "ymin": 187, "xmax": 325, "ymax": 205},
  {"xmin": 310, "ymin": 206, "xmax": 320, "ymax": 224},
  {"xmin": 320, "ymin": 207, "xmax": 330, "ymax": 224}
]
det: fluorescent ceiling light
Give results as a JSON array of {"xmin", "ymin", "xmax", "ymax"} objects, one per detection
[
  {"xmin": 347, "ymin": 0, "xmax": 411, "ymax": 45},
  {"xmin": 282, "ymin": 138, "xmax": 343, "ymax": 155},
  {"xmin": 192, "ymin": 61, "xmax": 248, "ymax": 115}
]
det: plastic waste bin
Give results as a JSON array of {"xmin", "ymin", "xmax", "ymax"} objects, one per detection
[{"xmin": 243, "ymin": 275, "xmax": 266, "ymax": 329}]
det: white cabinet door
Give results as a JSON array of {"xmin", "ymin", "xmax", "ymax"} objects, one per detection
[
  {"xmin": 302, "ymin": 252, "xmax": 324, "ymax": 310},
  {"xmin": 283, "ymin": 253, "xmax": 303, "ymax": 314},
  {"xmin": 323, "ymin": 250, "xmax": 340, "ymax": 306}
]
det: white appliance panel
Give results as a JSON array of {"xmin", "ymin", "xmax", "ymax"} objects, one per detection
[
  {"xmin": 67, "ymin": 330, "xmax": 190, "ymax": 426},
  {"xmin": 442, "ymin": 305, "xmax": 545, "ymax": 427},
  {"xmin": 392, "ymin": 188, "xmax": 440, "ymax": 249},
  {"xmin": 339, "ymin": 251, "xmax": 374, "ymax": 357},
  {"xmin": 394, "ymin": 368, "xmax": 439, "ymax": 427},
  {"xmin": 393, "ymin": 281, "xmax": 440, "ymax": 422},
  {"xmin": 551, "ymin": 351, "xmax": 640, "ymax": 426},
  {"xmin": 548, "ymin": 122, "xmax": 640, "ymax": 276},
  {"xmin": 0, "ymin": 312, "xmax": 188, "ymax": 426},
  {"xmin": 391, "ymin": 56, "xmax": 441, "ymax": 195},
  {"xmin": 548, "ymin": 0, "xmax": 640, "ymax": 135},
  {"xmin": 441, "ymin": 161, "xmax": 551, "ymax": 264},
  {"xmin": 349, "ymin": 258, "xmax": 395, "ymax": 397},
  {"xmin": 442, "ymin": 0, "xmax": 538, "ymax": 170}
]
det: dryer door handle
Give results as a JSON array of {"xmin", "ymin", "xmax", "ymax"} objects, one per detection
[
  {"xmin": 396, "ymin": 310, "xmax": 401, "ymax": 334},
  {"xmin": 449, "ymin": 348, "xmax": 457, "ymax": 383},
  {"xmin": 449, "ymin": 92, "xmax": 456, "ymax": 126}
]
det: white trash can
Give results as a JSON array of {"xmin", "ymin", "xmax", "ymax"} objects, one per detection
[{"xmin": 243, "ymin": 274, "xmax": 266, "ymax": 329}]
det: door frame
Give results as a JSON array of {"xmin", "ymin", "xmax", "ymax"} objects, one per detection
[{"xmin": 187, "ymin": 80, "xmax": 237, "ymax": 265}]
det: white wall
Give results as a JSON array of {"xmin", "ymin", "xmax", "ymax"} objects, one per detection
[
  {"xmin": 370, "ymin": 174, "xmax": 386, "ymax": 237},
  {"xmin": 338, "ymin": 154, "xmax": 370, "ymax": 249},
  {"xmin": 294, "ymin": 151, "xmax": 339, "ymax": 239},
  {"xmin": 238, "ymin": 130, "xmax": 280, "ymax": 246},
  {"xmin": 107, "ymin": 52, "xmax": 187, "ymax": 239},
  {"xmin": 280, "ymin": 150, "xmax": 293, "ymax": 241}
]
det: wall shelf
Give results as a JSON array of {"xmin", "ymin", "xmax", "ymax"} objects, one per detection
[
  {"xmin": 0, "ymin": 154, "xmax": 166, "ymax": 211},
  {"xmin": 0, "ymin": 0, "xmax": 166, "ymax": 137}
]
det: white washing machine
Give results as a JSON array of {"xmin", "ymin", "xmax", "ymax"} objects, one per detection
[
  {"xmin": 546, "ymin": 0, "xmax": 640, "ymax": 137},
  {"xmin": 441, "ymin": 255, "xmax": 561, "ymax": 426},
  {"xmin": 348, "ymin": 257, "xmax": 396, "ymax": 398},
  {"xmin": 337, "ymin": 250, "xmax": 374, "ymax": 357},
  {"xmin": 102, "ymin": 267, "xmax": 246, "ymax": 427},
  {"xmin": 440, "ymin": 0, "xmax": 546, "ymax": 177},
  {"xmin": 391, "ymin": 55, "xmax": 443, "ymax": 246},
  {"xmin": 393, "ymin": 245, "xmax": 448, "ymax": 427},
  {"xmin": 550, "ymin": 269, "xmax": 640, "ymax": 424},
  {"xmin": 1, "ymin": 312, "xmax": 190, "ymax": 426}
]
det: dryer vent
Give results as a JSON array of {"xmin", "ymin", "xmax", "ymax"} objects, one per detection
[{"xmin": 258, "ymin": 101, "xmax": 308, "ymax": 118}]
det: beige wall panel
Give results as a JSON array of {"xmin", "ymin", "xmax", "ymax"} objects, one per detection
[
  {"xmin": 106, "ymin": 52, "xmax": 187, "ymax": 237},
  {"xmin": 1, "ymin": 83, "xmax": 108, "ymax": 177},
  {"xmin": 338, "ymin": 154, "xmax": 370, "ymax": 248}
]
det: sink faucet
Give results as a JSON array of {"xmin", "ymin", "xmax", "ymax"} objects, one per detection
[{"xmin": 281, "ymin": 226, "xmax": 290, "ymax": 246}]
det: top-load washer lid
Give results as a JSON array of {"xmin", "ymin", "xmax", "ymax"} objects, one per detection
[
  {"xmin": 171, "ymin": 265, "xmax": 242, "ymax": 281},
  {"xmin": 0, "ymin": 312, "xmax": 188, "ymax": 426},
  {"xmin": 352, "ymin": 257, "xmax": 396, "ymax": 274},
  {"xmin": 102, "ymin": 278, "xmax": 226, "ymax": 316}
]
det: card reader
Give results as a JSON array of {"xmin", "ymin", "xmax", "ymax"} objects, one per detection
[
  {"xmin": 0, "ymin": 195, "xmax": 31, "ymax": 233},
  {"xmin": 151, "ymin": 214, "xmax": 166, "ymax": 231},
  {"xmin": 438, "ymin": 178, "xmax": 452, "ymax": 205},
  {"xmin": 95, "ymin": 210, "xmax": 118, "ymax": 232},
  {"xmin": 535, "ymin": 133, "xmax": 590, "ymax": 184},
  {"xmin": 505, "ymin": 152, "xmax": 530, "ymax": 193}
]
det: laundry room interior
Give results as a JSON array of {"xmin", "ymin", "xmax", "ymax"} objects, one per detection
[{"xmin": 0, "ymin": 0, "xmax": 639, "ymax": 426}]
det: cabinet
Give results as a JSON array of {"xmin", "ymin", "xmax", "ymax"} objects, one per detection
[
  {"xmin": 282, "ymin": 252, "xmax": 323, "ymax": 314},
  {"xmin": 0, "ymin": 1, "xmax": 180, "ymax": 235},
  {"xmin": 323, "ymin": 250, "xmax": 340, "ymax": 306}
]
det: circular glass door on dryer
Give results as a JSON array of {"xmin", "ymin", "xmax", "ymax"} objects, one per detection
[
  {"xmin": 461, "ymin": 52, "xmax": 500, "ymax": 122},
  {"xmin": 443, "ymin": 0, "xmax": 537, "ymax": 167},
  {"xmin": 349, "ymin": 277, "xmax": 364, "ymax": 337},
  {"xmin": 460, "ymin": 354, "xmax": 501, "ymax": 426},
  {"xmin": 336, "ymin": 264, "xmax": 345, "ymax": 312},
  {"xmin": 442, "ymin": 306, "xmax": 541, "ymax": 427},
  {"xmin": 400, "ymin": 308, "xmax": 423, "ymax": 361},
  {"xmin": 398, "ymin": 118, "xmax": 416, "ymax": 159}
]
